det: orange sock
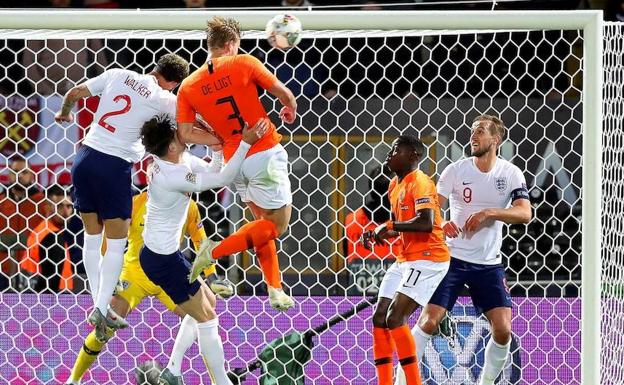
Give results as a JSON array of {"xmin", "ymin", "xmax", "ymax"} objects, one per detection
[
  {"xmin": 256, "ymin": 240, "xmax": 282, "ymax": 289},
  {"xmin": 373, "ymin": 326, "xmax": 395, "ymax": 385},
  {"xmin": 212, "ymin": 219, "xmax": 278, "ymax": 259},
  {"xmin": 389, "ymin": 325, "xmax": 422, "ymax": 385}
]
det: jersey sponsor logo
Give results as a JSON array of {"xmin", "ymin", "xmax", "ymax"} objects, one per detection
[
  {"xmin": 415, "ymin": 197, "xmax": 431, "ymax": 205},
  {"xmin": 495, "ymin": 177, "xmax": 508, "ymax": 192},
  {"xmin": 185, "ymin": 172, "xmax": 197, "ymax": 184},
  {"xmin": 462, "ymin": 181, "xmax": 473, "ymax": 185}
]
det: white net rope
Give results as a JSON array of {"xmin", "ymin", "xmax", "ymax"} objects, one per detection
[
  {"xmin": 0, "ymin": 26, "xmax": 589, "ymax": 384},
  {"xmin": 602, "ymin": 21, "xmax": 624, "ymax": 385}
]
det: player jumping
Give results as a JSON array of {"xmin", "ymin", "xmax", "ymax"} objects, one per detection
[
  {"xmin": 175, "ymin": 17, "xmax": 298, "ymax": 311},
  {"xmin": 55, "ymin": 54, "xmax": 211, "ymax": 340}
]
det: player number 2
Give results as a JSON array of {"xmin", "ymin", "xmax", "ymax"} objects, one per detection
[
  {"xmin": 216, "ymin": 96, "xmax": 245, "ymax": 135},
  {"xmin": 403, "ymin": 268, "xmax": 422, "ymax": 287},
  {"xmin": 98, "ymin": 94, "xmax": 131, "ymax": 133},
  {"xmin": 463, "ymin": 187, "xmax": 472, "ymax": 203}
]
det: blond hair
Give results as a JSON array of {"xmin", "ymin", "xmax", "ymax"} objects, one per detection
[
  {"xmin": 206, "ymin": 16, "xmax": 241, "ymax": 50},
  {"xmin": 473, "ymin": 114, "xmax": 506, "ymax": 143}
]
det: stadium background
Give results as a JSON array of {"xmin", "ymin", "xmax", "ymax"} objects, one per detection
[{"xmin": 0, "ymin": 1, "xmax": 620, "ymax": 385}]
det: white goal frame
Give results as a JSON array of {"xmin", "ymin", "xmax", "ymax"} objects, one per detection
[{"xmin": 0, "ymin": 9, "xmax": 603, "ymax": 384}]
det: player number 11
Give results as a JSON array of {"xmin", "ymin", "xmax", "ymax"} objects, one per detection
[{"xmin": 403, "ymin": 268, "xmax": 422, "ymax": 287}]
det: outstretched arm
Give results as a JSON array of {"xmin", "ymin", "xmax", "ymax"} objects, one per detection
[
  {"xmin": 55, "ymin": 84, "xmax": 92, "ymax": 124},
  {"xmin": 268, "ymin": 81, "xmax": 297, "ymax": 124}
]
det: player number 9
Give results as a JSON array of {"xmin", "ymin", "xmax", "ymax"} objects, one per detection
[{"xmin": 463, "ymin": 187, "xmax": 472, "ymax": 203}]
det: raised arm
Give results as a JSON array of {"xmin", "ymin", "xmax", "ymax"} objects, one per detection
[
  {"xmin": 55, "ymin": 84, "xmax": 92, "ymax": 124},
  {"xmin": 268, "ymin": 80, "xmax": 297, "ymax": 124}
]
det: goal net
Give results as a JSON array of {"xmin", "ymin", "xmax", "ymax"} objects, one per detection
[
  {"xmin": 602, "ymin": 21, "xmax": 624, "ymax": 385},
  {"xmin": 0, "ymin": 10, "xmax": 608, "ymax": 385}
]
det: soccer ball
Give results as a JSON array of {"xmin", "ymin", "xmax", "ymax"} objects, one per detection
[{"xmin": 265, "ymin": 14, "xmax": 303, "ymax": 50}]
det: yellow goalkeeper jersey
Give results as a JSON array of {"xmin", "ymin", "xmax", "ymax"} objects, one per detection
[{"xmin": 125, "ymin": 191, "xmax": 215, "ymax": 276}]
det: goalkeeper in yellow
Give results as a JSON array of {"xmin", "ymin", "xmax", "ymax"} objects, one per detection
[{"xmin": 63, "ymin": 191, "xmax": 233, "ymax": 385}]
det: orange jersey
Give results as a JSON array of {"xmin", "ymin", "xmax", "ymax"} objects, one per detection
[
  {"xmin": 345, "ymin": 207, "xmax": 401, "ymax": 263},
  {"xmin": 388, "ymin": 170, "xmax": 450, "ymax": 263},
  {"xmin": 177, "ymin": 54, "xmax": 282, "ymax": 161}
]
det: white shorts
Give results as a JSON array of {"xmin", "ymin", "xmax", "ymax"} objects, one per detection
[
  {"xmin": 232, "ymin": 144, "xmax": 292, "ymax": 210},
  {"xmin": 378, "ymin": 260, "xmax": 450, "ymax": 307}
]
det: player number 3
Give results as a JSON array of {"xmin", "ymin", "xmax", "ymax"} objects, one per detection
[{"xmin": 216, "ymin": 95, "xmax": 245, "ymax": 135}]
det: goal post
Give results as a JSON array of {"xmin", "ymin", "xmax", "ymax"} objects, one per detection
[{"xmin": 0, "ymin": 9, "xmax": 605, "ymax": 385}]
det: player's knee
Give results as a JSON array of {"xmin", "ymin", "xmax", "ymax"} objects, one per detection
[
  {"xmin": 275, "ymin": 222, "xmax": 289, "ymax": 236},
  {"xmin": 372, "ymin": 308, "xmax": 388, "ymax": 328},
  {"xmin": 385, "ymin": 310, "xmax": 405, "ymax": 330},
  {"xmin": 418, "ymin": 316, "xmax": 440, "ymax": 335},
  {"xmin": 491, "ymin": 321, "xmax": 512, "ymax": 345}
]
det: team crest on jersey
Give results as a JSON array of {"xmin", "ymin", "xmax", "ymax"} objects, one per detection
[
  {"xmin": 398, "ymin": 189, "xmax": 410, "ymax": 210},
  {"xmin": 495, "ymin": 177, "xmax": 507, "ymax": 192},
  {"xmin": 185, "ymin": 172, "xmax": 197, "ymax": 184}
]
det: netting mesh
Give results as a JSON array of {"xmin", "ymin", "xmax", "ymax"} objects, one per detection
[
  {"xmin": 602, "ymin": 21, "xmax": 624, "ymax": 385},
  {"xmin": 0, "ymin": 23, "xmax": 598, "ymax": 385}
]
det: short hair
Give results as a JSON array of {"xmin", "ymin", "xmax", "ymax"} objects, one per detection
[
  {"xmin": 9, "ymin": 154, "xmax": 26, "ymax": 165},
  {"xmin": 473, "ymin": 114, "xmax": 506, "ymax": 142},
  {"xmin": 154, "ymin": 53, "xmax": 189, "ymax": 83},
  {"xmin": 205, "ymin": 16, "xmax": 242, "ymax": 50},
  {"xmin": 46, "ymin": 184, "xmax": 66, "ymax": 199},
  {"xmin": 141, "ymin": 115, "xmax": 176, "ymax": 158},
  {"xmin": 396, "ymin": 135, "xmax": 425, "ymax": 158}
]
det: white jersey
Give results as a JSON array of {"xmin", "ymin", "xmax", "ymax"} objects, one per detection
[
  {"xmin": 82, "ymin": 68, "xmax": 176, "ymax": 163},
  {"xmin": 437, "ymin": 157, "xmax": 529, "ymax": 265},
  {"xmin": 143, "ymin": 142, "xmax": 251, "ymax": 255}
]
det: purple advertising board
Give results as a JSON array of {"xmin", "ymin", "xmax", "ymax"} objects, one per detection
[{"xmin": 0, "ymin": 294, "xmax": 579, "ymax": 384}]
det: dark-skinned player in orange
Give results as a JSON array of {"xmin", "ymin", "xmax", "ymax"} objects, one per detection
[
  {"xmin": 177, "ymin": 16, "xmax": 297, "ymax": 311},
  {"xmin": 361, "ymin": 135, "xmax": 450, "ymax": 385}
]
